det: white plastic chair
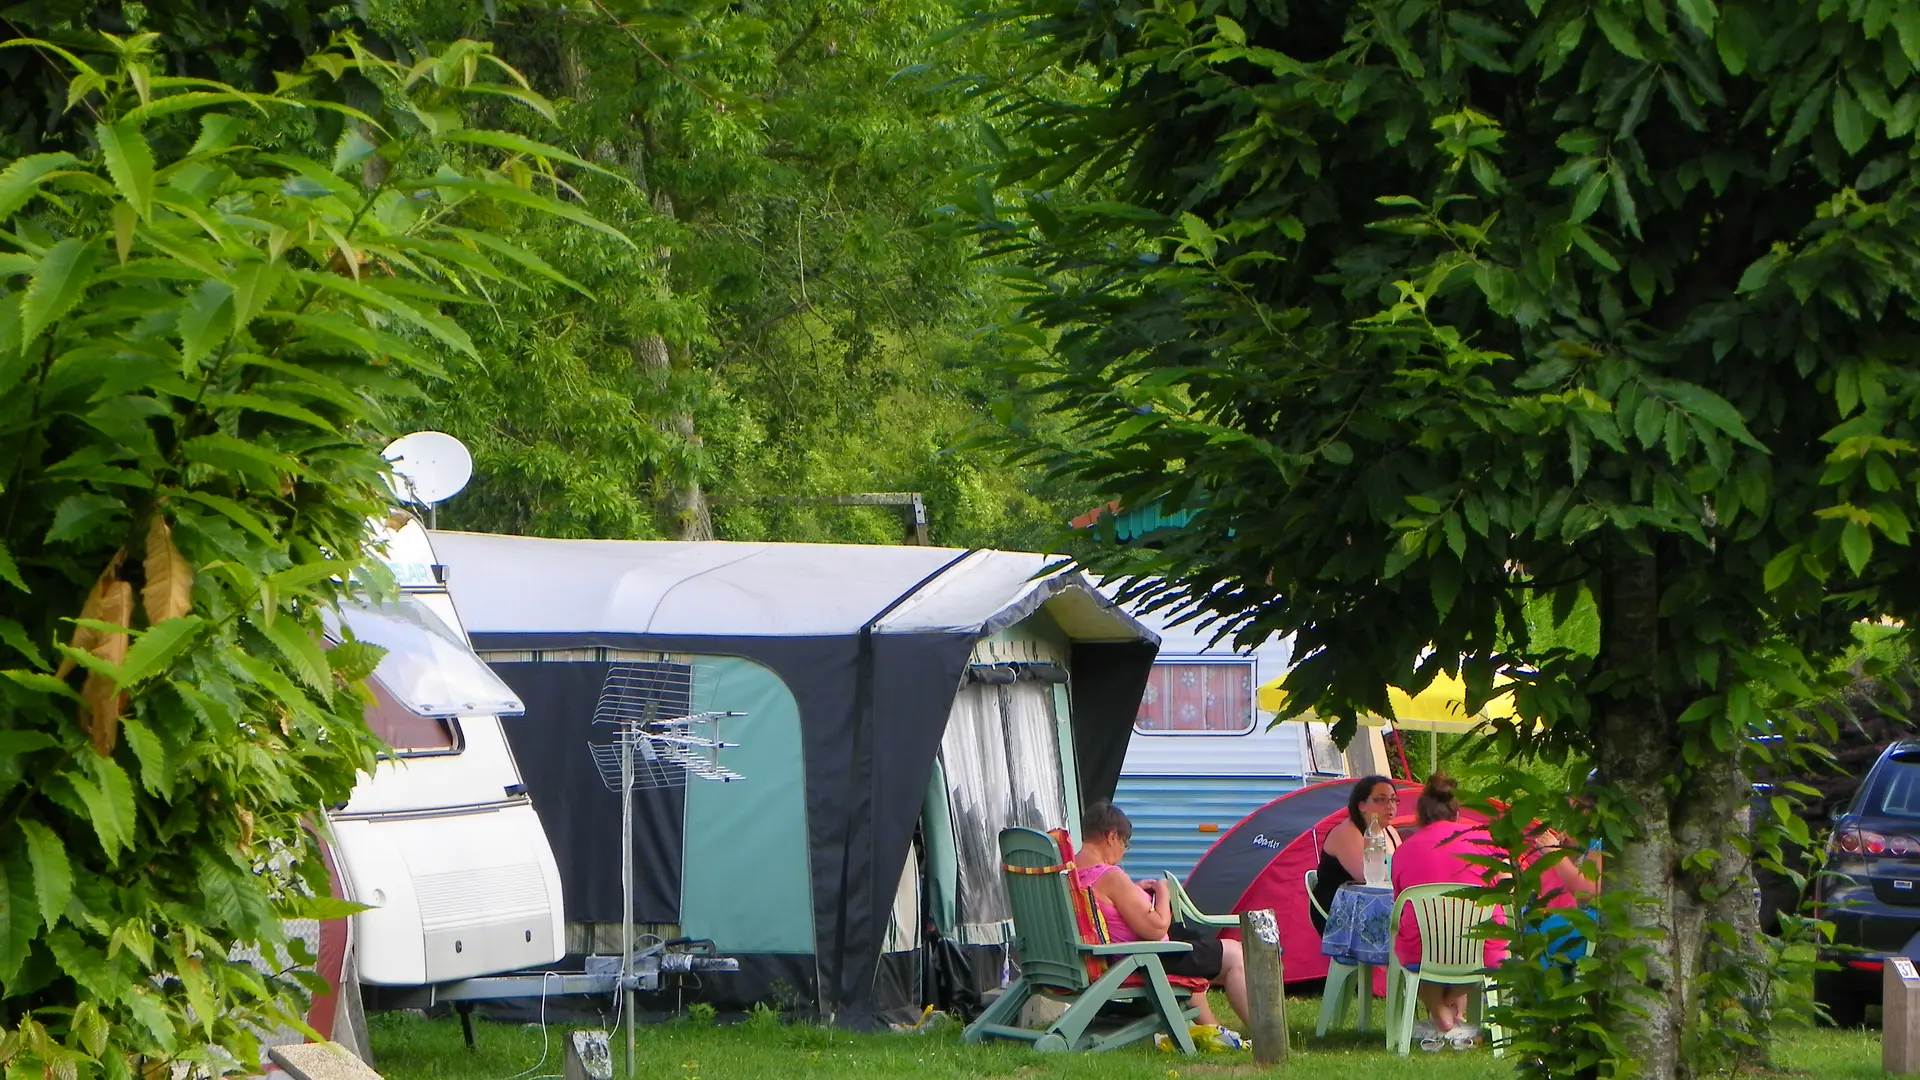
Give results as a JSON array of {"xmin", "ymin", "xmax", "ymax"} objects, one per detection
[
  {"xmin": 1383, "ymin": 883, "xmax": 1505, "ymax": 1056},
  {"xmin": 1308, "ymin": 868, "xmax": 1376, "ymax": 1036}
]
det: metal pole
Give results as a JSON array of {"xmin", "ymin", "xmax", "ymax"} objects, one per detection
[{"xmin": 621, "ymin": 729, "xmax": 635, "ymax": 1080}]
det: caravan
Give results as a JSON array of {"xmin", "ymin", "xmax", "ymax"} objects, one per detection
[
  {"xmin": 323, "ymin": 513, "xmax": 566, "ymax": 991},
  {"xmin": 1112, "ymin": 601, "xmax": 1348, "ymax": 880}
]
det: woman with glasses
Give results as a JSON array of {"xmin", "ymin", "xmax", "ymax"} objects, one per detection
[
  {"xmin": 1075, "ymin": 801, "xmax": 1250, "ymax": 1034},
  {"xmin": 1310, "ymin": 775, "xmax": 1403, "ymax": 934}
]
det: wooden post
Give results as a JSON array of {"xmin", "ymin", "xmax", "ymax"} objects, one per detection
[
  {"xmin": 1239, "ymin": 908, "xmax": 1288, "ymax": 1065},
  {"xmin": 1888, "ymin": 958, "xmax": 1920, "ymax": 1075}
]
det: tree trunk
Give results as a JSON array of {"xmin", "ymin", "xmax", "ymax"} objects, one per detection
[
  {"xmin": 1593, "ymin": 545, "xmax": 1688, "ymax": 1080},
  {"xmin": 560, "ymin": 46, "xmax": 713, "ymax": 540},
  {"xmin": 626, "ymin": 160, "xmax": 713, "ymax": 540}
]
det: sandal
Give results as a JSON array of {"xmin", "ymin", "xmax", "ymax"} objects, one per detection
[
  {"xmin": 1446, "ymin": 1025, "xmax": 1481, "ymax": 1051},
  {"xmin": 1419, "ymin": 1033, "xmax": 1447, "ymax": 1053}
]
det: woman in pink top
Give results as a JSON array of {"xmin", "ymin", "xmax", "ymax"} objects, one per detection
[
  {"xmin": 1074, "ymin": 801, "xmax": 1247, "ymax": 1031},
  {"xmin": 1390, "ymin": 773, "xmax": 1504, "ymax": 1046}
]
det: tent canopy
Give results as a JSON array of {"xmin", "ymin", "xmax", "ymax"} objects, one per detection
[
  {"xmin": 428, "ymin": 533, "xmax": 1160, "ymax": 1026},
  {"xmin": 430, "ymin": 535, "xmax": 1153, "ymax": 642}
]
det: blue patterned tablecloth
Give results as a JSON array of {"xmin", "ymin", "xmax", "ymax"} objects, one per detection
[{"xmin": 1320, "ymin": 883, "xmax": 1394, "ymax": 968}]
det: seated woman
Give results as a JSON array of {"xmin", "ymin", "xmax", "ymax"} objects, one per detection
[
  {"xmin": 1530, "ymin": 770, "xmax": 1603, "ymax": 963},
  {"xmin": 1311, "ymin": 774, "xmax": 1403, "ymax": 934},
  {"xmin": 1390, "ymin": 773, "xmax": 1504, "ymax": 1050},
  {"xmin": 1074, "ymin": 801, "xmax": 1249, "ymax": 1033}
]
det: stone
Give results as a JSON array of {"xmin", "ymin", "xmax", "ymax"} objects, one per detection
[
  {"xmin": 565, "ymin": 1029, "xmax": 613, "ymax": 1080},
  {"xmin": 268, "ymin": 1043, "xmax": 384, "ymax": 1080},
  {"xmin": 1017, "ymin": 996, "xmax": 1069, "ymax": 1030}
]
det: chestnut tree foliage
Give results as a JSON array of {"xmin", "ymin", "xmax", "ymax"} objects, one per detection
[
  {"xmin": 0, "ymin": 31, "xmax": 620, "ymax": 1078},
  {"xmin": 971, "ymin": 0, "xmax": 1920, "ymax": 1075}
]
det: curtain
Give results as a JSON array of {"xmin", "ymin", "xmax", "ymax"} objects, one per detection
[{"xmin": 937, "ymin": 676, "xmax": 1067, "ymax": 944}]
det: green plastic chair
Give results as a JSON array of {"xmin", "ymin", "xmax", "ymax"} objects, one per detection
[
  {"xmin": 1160, "ymin": 872, "xmax": 1239, "ymax": 931},
  {"xmin": 963, "ymin": 827, "xmax": 1201, "ymax": 1053},
  {"xmin": 1383, "ymin": 882, "xmax": 1505, "ymax": 1056},
  {"xmin": 1308, "ymin": 868, "xmax": 1377, "ymax": 1036}
]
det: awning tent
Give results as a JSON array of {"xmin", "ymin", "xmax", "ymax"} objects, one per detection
[{"xmin": 429, "ymin": 534, "xmax": 1159, "ymax": 1026}]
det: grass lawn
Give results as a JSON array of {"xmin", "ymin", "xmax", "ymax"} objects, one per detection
[{"xmin": 366, "ymin": 993, "xmax": 1882, "ymax": 1080}]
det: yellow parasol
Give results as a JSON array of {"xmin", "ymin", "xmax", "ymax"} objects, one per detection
[{"xmin": 1257, "ymin": 668, "xmax": 1521, "ymax": 772}]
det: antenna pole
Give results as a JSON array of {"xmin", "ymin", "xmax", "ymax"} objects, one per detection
[{"xmin": 621, "ymin": 726, "xmax": 635, "ymax": 1080}]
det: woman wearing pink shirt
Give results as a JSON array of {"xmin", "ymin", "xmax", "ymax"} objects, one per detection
[
  {"xmin": 1073, "ymin": 801, "xmax": 1249, "ymax": 1033},
  {"xmin": 1390, "ymin": 773, "xmax": 1503, "ymax": 1049}
]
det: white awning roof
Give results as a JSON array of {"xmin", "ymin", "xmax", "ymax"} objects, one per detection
[{"xmin": 428, "ymin": 533, "xmax": 1156, "ymax": 644}]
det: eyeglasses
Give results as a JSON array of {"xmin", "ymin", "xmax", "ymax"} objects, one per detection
[{"xmin": 1367, "ymin": 794, "xmax": 1401, "ymax": 804}]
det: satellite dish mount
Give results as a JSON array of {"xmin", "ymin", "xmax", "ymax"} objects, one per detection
[{"xmin": 381, "ymin": 431, "xmax": 473, "ymax": 529}]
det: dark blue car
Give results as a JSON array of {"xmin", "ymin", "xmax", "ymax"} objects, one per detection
[{"xmin": 1817, "ymin": 739, "xmax": 1920, "ymax": 1026}]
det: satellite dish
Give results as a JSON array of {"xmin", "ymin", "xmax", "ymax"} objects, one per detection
[{"xmin": 382, "ymin": 431, "xmax": 473, "ymax": 506}]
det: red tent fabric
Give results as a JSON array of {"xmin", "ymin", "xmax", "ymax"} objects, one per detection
[{"xmin": 1184, "ymin": 779, "xmax": 1421, "ymax": 986}]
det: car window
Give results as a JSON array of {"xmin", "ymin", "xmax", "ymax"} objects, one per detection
[{"xmin": 1875, "ymin": 757, "xmax": 1920, "ymax": 818}]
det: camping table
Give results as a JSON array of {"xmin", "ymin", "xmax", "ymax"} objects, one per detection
[{"xmin": 1320, "ymin": 883, "xmax": 1395, "ymax": 969}]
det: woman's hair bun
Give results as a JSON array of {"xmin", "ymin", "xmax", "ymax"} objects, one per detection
[{"xmin": 1424, "ymin": 771, "xmax": 1458, "ymax": 800}]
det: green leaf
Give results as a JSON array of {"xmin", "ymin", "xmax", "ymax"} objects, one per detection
[
  {"xmin": 204, "ymin": 391, "xmax": 337, "ymax": 432},
  {"xmin": 1592, "ymin": 3, "xmax": 1646, "ymax": 59},
  {"xmin": 1842, "ymin": 520, "xmax": 1874, "ymax": 576},
  {"xmin": 1676, "ymin": 0, "xmax": 1717, "ymax": 35},
  {"xmin": 0, "ymin": 851, "xmax": 37, "ymax": 986},
  {"xmin": 19, "ymin": 238, "xmax": 104, "ymax": 352},
  {"xmin": 1570, "ymin": 170, "xmax": 1608, "ymax": 222},
  {"xmin": 1652, "ymin": 378, "xmax": 1765, "ymax": 449},
  {"xmin": 2, "ymin": 670, "xmax": 83, "ymax": 702},
  {"xmin": 0, "ymin": 540, "xmax": 26, "ymax": 593},
  {"xmin": 1832, "ymin": 85, "xmax": 1875, "ymax": 154},
  {"xmin": 331, "ymin": 128, "xmax": 379, "ymax": 174},
  {"xmin": 96, "ymin": 120, "xmax": 155, "ymax": 220},
  {"xmin": 1737, "ymin": 252, "xmax": 1777, "ymax": 294},
  {"xmin": 1633, "ymin": 396, "xmax": 1665, "ymax": 449},
  {"xmin": 438, "ymin": 129, "xmax": 628, "ymax": 184},
  {"xmin": 289, "ymin": 270, "xmax": 476, "ymax": 359},
  {"xmin": 121, "ymin": 986, "xmax": 175, "ymax": 1049},
  {"xmin": 176, "ymin": 279, "xmax": 234, "ymax": 372},
  {"xmin": 1213, "ymin": 14, "xmax": 1247, "ymax": 45},
  {"xmin": 275, "ymin": 894, "xmax": 368, "ymax": 921},
  {"xmin": 1609, "ymin": 169, "xmax": 1640, "ymax": 237},
  {"xmin": 229, "ymin": 258, "xmax": 284, "ymax": 336},
  {"xmin": 0, "ymin": 153, "xmax": 77, "ymax": 220},
  {"xmin": 1764, "ymin": 546, "xmax": 1800, "ymax": 591},
  {"xmin": 0, "ymin": 619, "xmax": 45, "ymax": 671},
  {"xmin": 396, "ymin": 176, "xmax": 637, "ymax": 250},
  {"xmin": 251, "ymin": 612, "xmax": 329, "ymax": 691},
  {"xmin": 168, "ymin": 488, "xmax": 280, "ymax": 546},
  {"xmin": 45, "ymin": 492, "xmax": 124, "ymax": 544},
  {"xmin": 18, "ymin": 820, "xmax": 70, "ymax": 929},
  {"xmin": 435, "ymin": 226, "xmax": 593, "ymax": 298},
  {"xmin": 119, "ymin": 716, "xmax": 172, "ymax": 799},
  {"xmin": 117, "ymin": 615, "xmax": 204, "ymax": 685}
]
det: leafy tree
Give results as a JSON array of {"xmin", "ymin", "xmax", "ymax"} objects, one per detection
[
  {"xmin": 0, "ymin": 31, "xmax": 615, "ymax": 1077},
  {"xmin": 355, "ymin": 0, "xmax": 1079, "ymax": 546},
  {"xmin": 972, "ymin": 0, "xmax": 1920, "ymax": 1075}
]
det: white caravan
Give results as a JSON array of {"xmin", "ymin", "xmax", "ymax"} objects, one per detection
[{"xmin": 324, "ymin": 513, "xmax": 565, "ymax": 988}]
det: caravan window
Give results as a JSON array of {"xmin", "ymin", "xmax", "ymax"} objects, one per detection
[
  {"xmin": 1134, "ymin": 660, "xmax": 1255, "ymax": 735},
  {"xmin": 364, "ymin": 673, "xmax": 462, "ymax": 755}
]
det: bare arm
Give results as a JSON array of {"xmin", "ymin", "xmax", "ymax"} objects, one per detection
[{"xmin": 1093, "ymin": 866, "xmax": 1171, "ymax": 940}]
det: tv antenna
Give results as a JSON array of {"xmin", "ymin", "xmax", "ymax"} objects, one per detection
[
  {"xmin": 589, "ymin": 662, "xmax": 748, "ymax": 1077},
  {"xmin": 382, "ymin": 431, "xmax": 473, "ymax": 529}
]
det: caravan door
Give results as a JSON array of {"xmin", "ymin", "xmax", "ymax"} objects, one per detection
[{"xmin": 326, "ymin": 520, "xmax": 565, "ymax": 987}]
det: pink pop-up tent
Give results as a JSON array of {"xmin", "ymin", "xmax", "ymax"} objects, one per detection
[{"xmin": 1183, "ymin": 778, "xmax": 1424, "ymax": 987}]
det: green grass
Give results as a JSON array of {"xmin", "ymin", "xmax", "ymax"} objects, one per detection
[{"xmin": 366, "ymin": 993, "xmax": 1882, "ymax": 1080}]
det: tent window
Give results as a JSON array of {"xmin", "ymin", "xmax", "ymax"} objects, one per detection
[
  {"xmin": 365, "ymin": 672, "xmax": 461, "ymax": 755},
  {"xmin": 939, "ymin": 680, "xmax": 1067, "ymax": 943},
  {"xmin": 1134, "ymin": 660, "xmax": 1255, "ymax": 735}
]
